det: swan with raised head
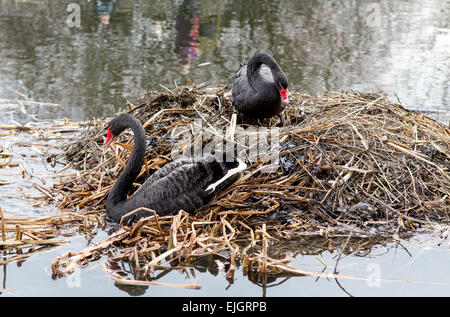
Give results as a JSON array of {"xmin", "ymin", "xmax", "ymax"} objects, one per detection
[
  {"xmin": 231, "ymin": 52, "xmax": 289, "ymax": 124},
  {"xmin": 104, "ymin": 114, "xmax": 246, "ymax": 223}
]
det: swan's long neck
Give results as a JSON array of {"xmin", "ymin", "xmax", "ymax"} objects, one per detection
[
  {"xmin": 246, "ymin": 53, "xmax": 282, "ymax": 88},
  {"xmin": 106, "ymin": 116, "xmax": 146, "ymax": 208}
]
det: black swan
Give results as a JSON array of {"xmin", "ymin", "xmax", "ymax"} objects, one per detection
[
  {"xmin": 231, "ymin": 52, "xmax": 289, "ymax": 124},
  {"xmin": 104, "ymin": 114, "xmax": 246, "ymax": 223}
]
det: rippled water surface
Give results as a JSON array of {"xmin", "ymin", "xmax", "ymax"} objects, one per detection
[
  {"xmin": 1, "ymin": 0, "xmax": 448, "ymax": 123},
  {"xmin": 0, "ymin": 0, "xmax": 449, "ymax": 297}
]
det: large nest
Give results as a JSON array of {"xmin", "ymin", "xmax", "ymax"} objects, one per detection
[{"xmin": 50, "ymin": 84, "xmax": 450, "ymax": 282}]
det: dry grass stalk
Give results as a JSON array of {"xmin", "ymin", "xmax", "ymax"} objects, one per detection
[{"xmin": 0, "ymin": 209, "xmax": 102, "ymax": 264}]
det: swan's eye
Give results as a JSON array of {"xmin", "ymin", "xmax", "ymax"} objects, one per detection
[{"xmin": 280, "ymin": 87, "xmax": 287, "ymax": 100}]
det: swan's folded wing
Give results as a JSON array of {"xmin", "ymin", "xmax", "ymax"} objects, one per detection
[
  {"xmin": 129, "ymin": 161, "xmax": 212, "ymax": 215},
  {"xmin": 130, "ymin": 159, "xmax": 243, "ymax": 217},
  {"xmin": 145, "ymin": 159, "xmax": 196, "ymax": 183},
  {"xmin": 231, "ymin": 65, "xmax": 249, "ymax": 108}
]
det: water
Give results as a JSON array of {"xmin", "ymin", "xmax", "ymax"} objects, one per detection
[
  {"xmin": 0, "ymin": 0, "xmax": 448, "ymax": 123},
  {"xmin": 0, "ymin": 0, "xmax": 449, "ymax": 297}
]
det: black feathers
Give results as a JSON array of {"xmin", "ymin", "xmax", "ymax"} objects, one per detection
[
  {"xmin": 231, "ymin": 52, "xmax": 289, "ymax": 120},
  {"xmin": 104, "ymin": 114, "xmax": 245, "ymax": 224}
]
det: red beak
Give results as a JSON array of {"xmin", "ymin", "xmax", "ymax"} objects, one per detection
[
  {"xmin": 104, "ymin": 127, "xmax": 115, "ymax": 146},
  {"xmin": 280, "ymin": 87, "xmax": 289, "ymax": 104}
]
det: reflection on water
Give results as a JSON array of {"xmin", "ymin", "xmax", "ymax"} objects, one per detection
[
  {"xmin": 95, "ymin": 0, "xmax": 118, "ymax": 25},
  {"xmin": 174, "ymin": 0, "xmax": 201, "ymax": 71},
  {"xmin": 0, "ymin": 0, "xmax": 448, "ymax": 125},
  {"xmin": 106, "ymin": 235, "xmax": 392, "ymax": 296},
  {"xmin": 99, "ymin": 231, "xmax": 450, "ymax": 297},
  {"xmin": 2, "ymin": 228, "xmax": 449, "ymax": 296}
]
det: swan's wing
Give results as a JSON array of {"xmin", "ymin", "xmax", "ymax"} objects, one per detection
[
  {"xmin": 205, "ymin": 159, "xmax": 246, "ymax": 193},
  {"xmin": 145, "ymin": 159, "xmax": 196, "ymax": 183},
  {"xmin": 128, "ymin": 159, "xmax": 245, "ymax": 218},
  {"xmin": 231, "ymin": 65, "xmax": 251, "ymax": 110}
]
